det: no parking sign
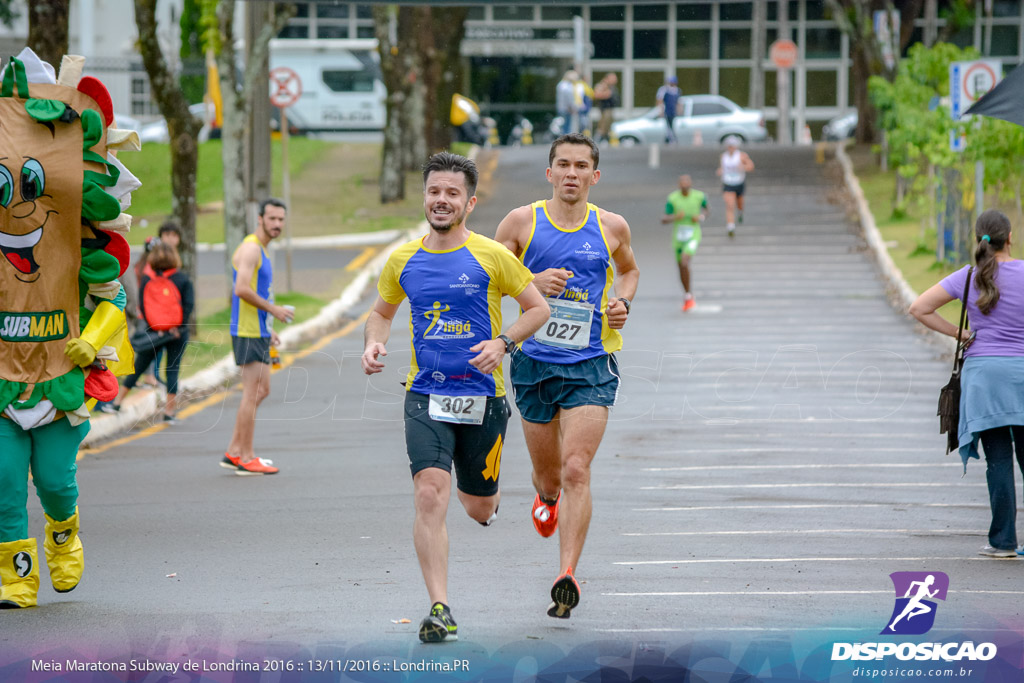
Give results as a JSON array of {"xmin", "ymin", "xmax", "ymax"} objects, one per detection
[
  {"xmin": 949, "ymin": 60, "xmax": 1002, "ymax": 151},
  {"xmin": 269, "ymin": 66, "xmax": 302, "ymax": 108}
]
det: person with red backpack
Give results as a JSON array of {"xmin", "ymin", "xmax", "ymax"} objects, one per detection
[{"xmin": 109, "ymin": 242, "xmax": 194, "ymax": 422}]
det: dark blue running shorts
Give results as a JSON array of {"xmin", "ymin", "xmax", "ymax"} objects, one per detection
[
  {"xmin": 404, "ymin": 392, "xmax": 510, "ymax": 497},
  {"xmin": 232, "ymin": 335, "xmax": 270, "ymax": 366},
  {"xmin": 509, "ymin": 351, "xmax": 620, "ymax": 424},
  {"xmin": 722, "ymin": 182, "xmax": 745, "ymax": 197}
]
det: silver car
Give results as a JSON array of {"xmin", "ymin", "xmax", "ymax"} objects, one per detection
[
  {"xmin": 822, "ymin": 111, "xmax": 858, "ymax": 141},
  {"xmin": 611, "ymin": 95, "xmax": 767, "ymax": 145}
]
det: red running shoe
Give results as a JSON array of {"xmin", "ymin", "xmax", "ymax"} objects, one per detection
[
  {"xmin": 683, "ymin": 297, "xmax": 696, "ymax": 312},
  {"xmin": 532, "ymin": 492, "xmax": 560, "ymax": 538},
  {"xmin": 547, "ymin": 567, "xmax": 581, "ymax": 618},
  {"xmin": 235, "ymin": 457, "xmax": 279, "ymax": 476},
  {"xmin": 220, "ymin": 453, "xmax": 240, "ymax": 470}
]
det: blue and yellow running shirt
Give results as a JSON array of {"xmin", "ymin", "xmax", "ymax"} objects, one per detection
[
  {"xmin": 230, "ymin": 234, "xmax": 274, "ymax": 338},
  {"xmin": 378, "ymin": 232, "xmax": 534, "ymax": 397},
  {"xmin": 519, "ymin": 200, "xmax": 621, "ymax": 364}
]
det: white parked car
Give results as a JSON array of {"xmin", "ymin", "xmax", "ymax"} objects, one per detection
[
  {"xmin": 611, "ymin": 95, "xmax": 767, "ymax": 145},
  {"xmin": 112, "ymin": 113, "xmax": 142, "ymax": 133},
  {"xmin": 138, "ymin": 102, "xmax": 215, "ymax": 144},
  {"xmin": 822, "ymin": 111, "xmax": 858, "ymax": 141}
]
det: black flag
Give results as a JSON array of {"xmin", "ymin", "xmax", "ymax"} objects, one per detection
[{"xmin": 963, "ymin": 62, "xmax": 1024, "ymax": 127}]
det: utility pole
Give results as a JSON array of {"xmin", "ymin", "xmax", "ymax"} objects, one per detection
[
  {"xmin": 246, "ymin": 1, "xmax": 272, "ymax": 224},
  {"xmin": 749, "ymin": 0, "xmax": 766, "ymax": 109},
  {"xmin": 777, "ymin": 0, "xmax": 792, "ymax": 144}
]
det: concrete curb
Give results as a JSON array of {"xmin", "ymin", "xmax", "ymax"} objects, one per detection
[
  {"xmin": 83, "ymin": 223, "xmax": 429, "ymax": 447},
  {"xmin": 834, "ymin": 143, "xmax": 955, "ymax": 354}
]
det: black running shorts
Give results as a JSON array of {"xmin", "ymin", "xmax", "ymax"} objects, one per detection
[
  {"xmin": 232, "ymin": 335, "xmax": 271, "ymax": 366},
  {"xmin": 404, "ymin": 391, "xmax": 511, "ymax": 497},
  {"xmin": 722, "ymin": 182, "xmax": 745, "ymax": 197}
]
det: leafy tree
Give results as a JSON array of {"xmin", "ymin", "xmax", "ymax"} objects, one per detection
[
  {"xmin": 0, "ymin": 0, "xmax": 19, "ymax": 28},
  {"xmin": 827, "ymin": 0, "xmax": 926, "ymax": 143},
  {"xmin": 205, "ymin": 0, "xmax": 293, "ymax": 282},
  {"xmin": 373, "ymin": 5, "xmax": 422, "ymax": 203},
  {"xmin": 179, "ymin": 0, "xmax": 205, "ymax": 105},
  {"xmin": 135, "ymin": 0, "xmax": 203, "ymax": 285},
  {"xmin": 869, "ymin": 41, "xmax": 1024, "ymax": 261},
  {"xmin": 373, "ymin": 6, "xmax": 468, "ymax": 203}
]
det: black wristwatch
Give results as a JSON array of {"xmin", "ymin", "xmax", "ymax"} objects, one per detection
[
  {"xmin": 618, "ymin": 297, "xmax": 631, "ymax": 313},
  {"xmin": 497, "ymin": 334, "xmax": 516, "ymax": 354}
]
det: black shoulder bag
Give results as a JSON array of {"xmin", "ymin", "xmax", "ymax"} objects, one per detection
[{"xmin": 938, "ymin": 267, "xmax": 972, "ymax": 454}]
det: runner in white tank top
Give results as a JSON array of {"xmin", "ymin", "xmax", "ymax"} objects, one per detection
[{"xmin": 717, "ymin": 135, "xmax": 755, "ymax": 237}]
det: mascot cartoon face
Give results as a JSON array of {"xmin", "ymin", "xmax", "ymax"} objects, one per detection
[
  {"xmin": 0, "ymin": 155, "xmax": 56, "ymax": 283},
  {"xmin": 0, "ymin": 60, "xmax": 118, "ymax": 383}
]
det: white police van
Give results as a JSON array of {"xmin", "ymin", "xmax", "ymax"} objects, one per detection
[{"xmin": 269, "ymin": 39, "xmax": 386, "ymax": 132}]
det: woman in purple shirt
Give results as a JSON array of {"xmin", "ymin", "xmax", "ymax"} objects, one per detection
[{"xmin": 910, "ymin": 210, "xmax": 1024, "ymax": 558}]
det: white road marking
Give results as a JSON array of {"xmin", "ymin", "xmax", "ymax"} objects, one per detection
[
  {"xmin": 643, "ymin": 461, "xmax": 956, "ymax": 471},
  {"xmin": 717, "ymin": 433, "xmax": 945, "ymax": 438},
  {"xmin": 621, "ymin": 529, "xmax": 979, "ymax": 537},
  {"xmin": 615, "ymin": 557, "xmax": 1012, "ymax": 566},
  {"xmin": 595, "ymin": 627, "xmax": 1024, "ymax": 633},
  {"xmin": 632, "ymin": 503, "xmax": 986, "ymax": 512},
  {"xmin": 642, "ymin": 482, "xmax": 985, "ymax": 490},
  {"xmin": 602, "ymin": 589, "xmax": 1024, "ymax": 597}
]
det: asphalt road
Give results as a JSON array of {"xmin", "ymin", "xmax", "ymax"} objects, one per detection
[{"xmin": 3, "ymin": 144, "xmax": 1020, "ymax": 680}]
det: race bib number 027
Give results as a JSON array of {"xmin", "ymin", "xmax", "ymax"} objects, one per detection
[
  {"xmin": 429, "ymin": 394, "xmax": 486, "ymax": 425},
  {"xmin": 535, "ymin": 298, "xmax": 593, "ymax": 350}
]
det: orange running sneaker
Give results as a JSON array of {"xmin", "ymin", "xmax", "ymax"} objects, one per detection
[
  {"xmin": 683, "ymin": 297, "xmax": 696, "ymax": 312},
  {"xmin": 531, "ymin": 492, "xmax": 560, "ymax": 538},
  {"xmin": 235, "ymin": 457, "xmax": 279, "ymax": 476},
  {"xmin": 547, "ymin": 567, "xmax": 581, "ymax": 618}
]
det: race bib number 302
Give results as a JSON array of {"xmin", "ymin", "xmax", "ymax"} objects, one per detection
[
  {"xmin": 429, "ymin": 394, "xmax": 486, "ymax": 425},
  {"xmin": 535, "ymin": 298, "xmax": 593, "ymax": 350}
]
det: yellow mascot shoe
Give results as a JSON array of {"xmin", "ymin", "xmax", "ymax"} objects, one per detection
[
  {"xmin": 0, "ymin": 539, "xmax": 40, "ymax": 609},
  {"xmin": 44, "ymin": 509, "xmax": 84, "ymax": 593}
]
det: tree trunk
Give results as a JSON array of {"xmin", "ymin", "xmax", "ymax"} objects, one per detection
[
  {"xmin": 214, "ymin": 0, "xmax": 293, "ymax": 297},
  {"xmin": 221, "ymin": 96, "xmax": 248, "ymax": 301},
  {"xmin": 27, "ymin": 0, "xmax": 68, "ymax": 68},
  {"xmin": 216, "ymin": 0, "xmax": 246, "ymax": 298},
  {"xmin": 924, "ymin": 163, "xmax": 935, "ymax": 242},
  {"xmin": 827, "ymin": 0, "xmax": 927, "ymax": 145},
  {"xmin": 421, "ymin": 7, "xmax": 467, "ymax": 153},
  {"xmin": 850, "ymin": 41, "xmax": 878, "ymax": 144},
  {"xmin": 374, "ymin": 6, "xmax": 408, "ymax": 203},
  {"xmin": 400, "ymin": 8, "xmax": 427, "ymax": 172},
  {"xmin": 134, "ymin": 0, "xmax": 202, "ymax": 288}
]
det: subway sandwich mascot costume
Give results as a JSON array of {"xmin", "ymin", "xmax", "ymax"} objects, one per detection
[{"xmin": 0, "ymin": 49, "xmax": 140, "ymax": 608}]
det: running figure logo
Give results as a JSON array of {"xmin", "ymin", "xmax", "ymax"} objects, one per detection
[{"xmin": 881, "ymin": 571, "xmax": 949, "ymax": 635}]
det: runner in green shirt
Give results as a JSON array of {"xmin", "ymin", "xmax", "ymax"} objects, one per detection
[{"xmin": 662, "ymin": 174, "xmax": 709, "ymax": 312}]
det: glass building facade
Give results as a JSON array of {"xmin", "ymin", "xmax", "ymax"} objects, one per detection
[{"xmin": 278, "ymin": 1, "xmax": 1024, "ymax": 138}]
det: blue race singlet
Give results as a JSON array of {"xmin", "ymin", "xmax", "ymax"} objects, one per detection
[
  {"xmin": 230, "ymin": 234, "xmax": 273, "ymax": 338},
  {"xmin": 377, "ymin": 232, "xmax": 534, "ymax": 397},
  {"xmin": 519, "ymin": 200, "xmax": 621, "ymax": 364}
]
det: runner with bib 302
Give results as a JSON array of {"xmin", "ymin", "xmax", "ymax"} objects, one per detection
[{"xmin": 362, "ymin": 152, "xmax": 548, "ymax": 643}]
